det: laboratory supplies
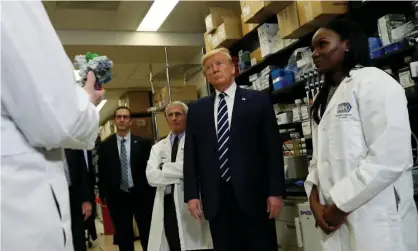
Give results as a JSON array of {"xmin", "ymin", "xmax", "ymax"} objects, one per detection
[
  {"xmin": 238, "ymin": 50, "xmax": 251, "ymax": 72},
  {"xmin": 277, "ymin": 112, "xmax": 293, "ymax": 125},
  {"xmin": 283, "ymin": 155, "xmax": 309, "ymax": 180},
  {"xmin": 290, "ymin": 131, "xmax": 301, "ymax": 155},
  {"xmin": 377, "ymin": 14, "xmax": 406, "ymax": 46},
  {"xmin": 292, "ymin": 99, "xmax": 302, "ymax": 122},
  {"xmin": 399, "ymin": 67, "xmax": 415, "ymax": 88},
  {"xmin": 368, "ymin": 37, "xmax": 382, "ymax": 59},
  {"xmin": 271, "ymin": 68, "xmax": 294, "ymax": 91}
]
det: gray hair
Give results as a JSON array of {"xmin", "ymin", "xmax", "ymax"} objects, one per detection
[{"xmin": 165, "ymin": 101, "xmax": 188, "ymax": 116}]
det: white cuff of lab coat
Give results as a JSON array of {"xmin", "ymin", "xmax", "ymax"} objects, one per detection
[{"xmin": 304, "ymin": 160, "xmax": 319, "ymax": 201}]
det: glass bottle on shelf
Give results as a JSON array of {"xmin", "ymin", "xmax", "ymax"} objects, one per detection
[
  {"xmin": 290, "ymin": 132, "xmax": 301, "ymax": 156},
  {"xmin": 409, "ymin": 42, "xmax": 418, "ymax": 84}
]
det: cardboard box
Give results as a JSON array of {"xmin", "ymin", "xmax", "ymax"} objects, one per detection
[
  {"xmin": 297, "ymin": 1, "xmax": 348, "ymax": 27},
  {"xmin": 156, "ymin": 86, "xmax": 198, "ymax": 108},
  {"xmin": 250, "ymin": 48, "xmax": 263, "ymax": 65},
  {"xmin": 241, "ymin": 0, "xmax": 293, "ymax": 24},
  {"xmin": 99, "ymin": 126, "xmax": 106, "ymax": 141},
  {"xmin": 155, "ymin": 112, "xmax": 170, "ymax": 140},
  {"xmin": 213, "ymin": 16, "xmax": 242, "ymax": 48},
  {"xmin": 131, "ymin": 117, "xmax": 154, "ymax": 140},
  {"xmin": 119, "ymin": 91, "xmax": 151, "ymax": 113},
  {"xmin": 264, "ymin": 1, "xmax": 294, "ymax": 13},
  {"xmin": 240, "ymin": 0, "xmax": 268, "ymax": 24},
  {"xmin": 103, "ymin": 120, "xmax": 116, "ymax": 139},
  {"xmin": 258, "ymin": 23, "xmax": 279, "ymax": 57},
  {"xmin": 241, "ymin": 14, "xmax": 259, "ymax": 36},
  {"xmin": 204, "ymin": 32, "xmax": 213, "ymax": 52},
  {"xmin": 277, "ymin": 1, "xmax": 347, "ymax": 39},
  {"xmin": 210, "ymin": 32, "xmax": 220, "ymax": 49},
  {"xmin": 277, "ymin": 2, "xmax": 304, "ymax": 38},
  {"xmin": 205, "ymin": 7, "xmax": 238, "ymax": 33}
]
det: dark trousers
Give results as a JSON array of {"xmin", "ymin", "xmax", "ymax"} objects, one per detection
[
  {"xmin": 85, "ymin": 216, "xmax": 97, "ymax": 241},
  {"xmin": 69, "ymin": 187, "xmax": 87, "ymax": 251},
  {"xmin": 164, "ymin": 192, "xmax": 181, "ymax": 251},
  {"xmin": 208, "ymin": 181, "xmax": 278, "ymax": 251},
  {"xmin": 107, "ymin": 189, "xmax": 153, "ymax": 251}
]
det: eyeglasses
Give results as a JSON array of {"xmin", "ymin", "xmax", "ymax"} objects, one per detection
[{"xmin": 115, "ymin": 115, "xmax": 130, "ymax": 120}]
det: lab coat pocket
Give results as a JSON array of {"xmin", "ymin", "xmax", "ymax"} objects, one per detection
[
  {"xmin": 328, "ymin": 119, "xmax": 362, "ymax": 160},
  {"xmin": 328, "ymin": 121, "xmax": 345, "ymax": 160}
]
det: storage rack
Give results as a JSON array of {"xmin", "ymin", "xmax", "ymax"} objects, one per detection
[
  {"xmin": 148, "ymin": 47, "xmax": 205, "ymax": 143},
  {"xmin": 206, "ymin": 1, "xmax": 418, "ymax": 196}
]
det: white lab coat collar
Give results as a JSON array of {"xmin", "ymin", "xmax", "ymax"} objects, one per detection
[{"xmin": 162, "ymin": 131, "xmax": 186, "ymax": 151}]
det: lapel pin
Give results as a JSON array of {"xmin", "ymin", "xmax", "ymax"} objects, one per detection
[
  {"xmin": 134, "ymin": 140, "xmax": 137, "ymax": 143},
  {"xmin": 242, "ymin": 98, "xmax": 246, "ymax": 101}
]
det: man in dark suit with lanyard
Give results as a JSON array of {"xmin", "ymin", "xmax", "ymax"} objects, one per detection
[
  {"xmin": 184, "ymin": 48, "xmax": 285, "ymax": 251},
  {"xmin": 98, "ymin": 106, "xmax": 155, "ymax": 251}
]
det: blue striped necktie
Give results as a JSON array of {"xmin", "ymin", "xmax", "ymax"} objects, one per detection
[{"xmin": 217, "ymin": 93, "xmax": 231, "ymax": 182}]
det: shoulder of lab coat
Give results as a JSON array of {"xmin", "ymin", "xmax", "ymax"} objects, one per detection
[
  {"xmin": 1, "ymin": 1, "xmax": 99, "ymax": 150},
  {"xmin": 146, "ymin": 134, "xmax": 181, "ymax": 187},
  {"xmin": 329, "ymin": 67, "xmax": 413, "ymax": 213},
  {"xmin": 304, "ymin": 120, "xmax": 319, "ymax": 200}
]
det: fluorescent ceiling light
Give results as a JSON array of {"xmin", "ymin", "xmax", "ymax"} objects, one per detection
[
  {"xmin": 137, "ymin": 0, "xmax": 179, "ymax": 31},
  {"xmin": 97, "ymin": 100, "xmax": 107, "ymax": 111}
]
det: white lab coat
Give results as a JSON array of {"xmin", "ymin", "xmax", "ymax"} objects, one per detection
[
  {"xmin": 1, "ymin": 1, "xmax": 99, "ymax": 251},
  {"xmin": 305, "ymin": 67, "xmax": 418, "ymax": 251},
  {"xmin": 146, "ymin": 132, "xmax": 213, "ymax": 251}
]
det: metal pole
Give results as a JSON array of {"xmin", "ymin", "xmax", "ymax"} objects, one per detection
[
  {"xmin": 149, "ymin": 63, "xmax": 155, "ymax": 94},
  {"xmin": 152, "ymin": 112, "xmax": 158, "ymax": 143},
  {"xmin": 183, "ymin": 64, "xmax": 187, "ymax": 86},
  {"xmin": 164, "ymin": 47, "xmax": 172, "ymax": 104},
  {"xmin": 148, "ymin": 62, "xmax": 158, "ymax": 143}
]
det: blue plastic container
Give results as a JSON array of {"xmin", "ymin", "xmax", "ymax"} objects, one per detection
[
  {"xmin": 368, "ymin": 37, "xmax": 382, "ymax": 59},
  {"xmin": 271, "ymin": 69, "xmax": 294, "ymax": 91}
]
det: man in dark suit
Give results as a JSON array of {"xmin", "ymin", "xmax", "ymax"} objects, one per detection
[
  {"xmin": 98, "ymin": 106, "xmax": 155, "ymax": 251},
  {"xmin": 85, "ymin": 142, "xmax": 98, "ymax": 245},
  {"xmin": 64, "ymin": 149, "xmax": 93, "ymax": 251},
  {"xmin": 184, "ymin": 48, "xmax": 285, "ymax": 251}
]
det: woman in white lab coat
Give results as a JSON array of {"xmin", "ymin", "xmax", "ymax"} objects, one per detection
[
  {"xmin": 2, "ymin": 2, "xmax": 103, "ymax": 251},
  {"xmin": 305, "ymin": 18, "xmax": 418, "ymax": 251},
  {"xmin": 146, "ymin": 131, "xmax": 213, "ymax": 251}
]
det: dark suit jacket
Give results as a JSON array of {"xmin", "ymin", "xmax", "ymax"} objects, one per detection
[
  {"xmin": 97, "ymin": 133, "xmax": 154, "ymax": 201},
  {"xmin": 183, "ymin": 87, "xmax": 285, "ymax": 220},
  {"xmin": 65, "ymin": 149, "xmax": 92, "ymax": 204}
]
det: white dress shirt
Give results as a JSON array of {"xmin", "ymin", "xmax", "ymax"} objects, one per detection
[
  {"xmin": 116, "ymin": 132, "xmax": 134, "ymax": 188},
  {"xmin": 214, "ymin": 82, "xmax": 237, "ymax": 131},
  {"xmin": 83, "ymin": 150, "xmax": 89, "ymax": 171}
]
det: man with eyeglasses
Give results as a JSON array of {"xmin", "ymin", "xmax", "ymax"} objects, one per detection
[
  {"xmin": 98, "ymin": 106, "xmax": 155, "ymax": 251},
  {"xmin": 146, "ymin": 101, "xmax": 213, "ymax": 251}
]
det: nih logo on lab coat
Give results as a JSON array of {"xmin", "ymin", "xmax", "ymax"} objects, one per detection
[{"xmin": 336, "ymin": 102, "xmax": 352, "ymax": 118}]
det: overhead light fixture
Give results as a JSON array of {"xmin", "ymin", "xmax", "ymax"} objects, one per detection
[
  {"xmin": 97, "ymin": 100, "xmax": 107, "ymax": 111},
  {"xmin": 136, "ymin": 0, "xmax": 179, "ymax": 31}
]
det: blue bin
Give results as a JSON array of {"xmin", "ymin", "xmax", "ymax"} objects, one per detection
[
  {"xmin": 368, "ymin": 37, "xmax": 382, "ymax": 59},
  {"xmin": 272, "ymin": 69, "xmax": 294, "ymax": 91}
]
